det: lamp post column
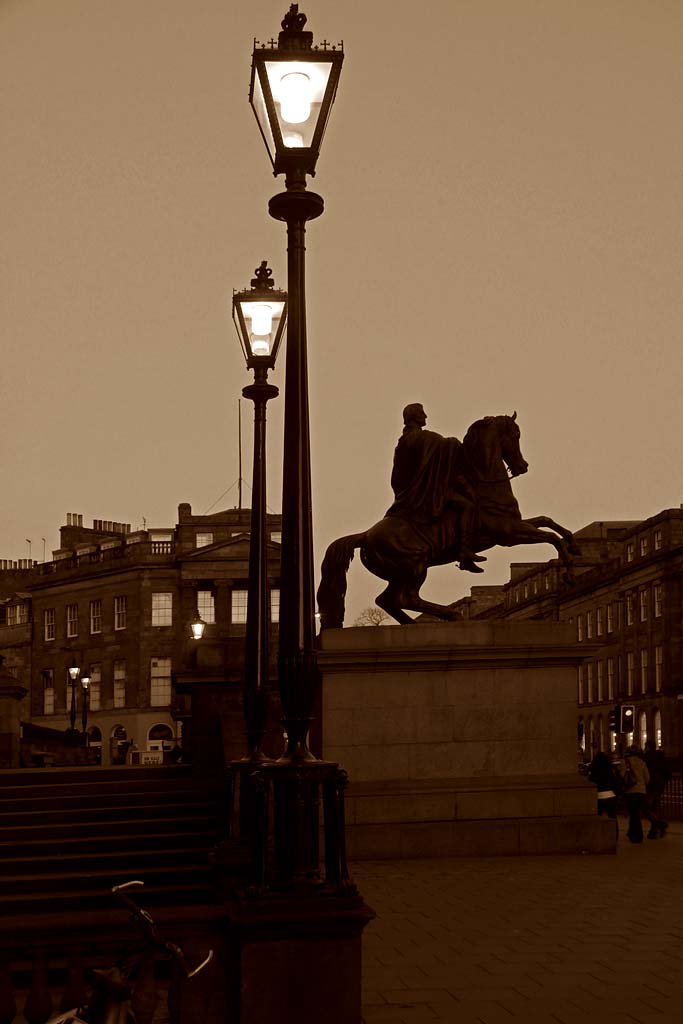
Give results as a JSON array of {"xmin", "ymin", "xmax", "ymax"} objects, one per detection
[
  {"xmin": 242, "ymin": 366, "xmax": 279, "ymax": 759},
  {"xmin": 269, "ymin": 185, "xmax": 323, "ymax": 762}
]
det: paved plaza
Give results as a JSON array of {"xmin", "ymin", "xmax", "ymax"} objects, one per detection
[{"xmin": 353, "ymin": 822, "xmax": 683, "ymax": 1024}]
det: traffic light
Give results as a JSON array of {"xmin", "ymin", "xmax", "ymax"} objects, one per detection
[
  {"xmin": 621, "ymin": 704, "xmax": 636, "ymax": 734},
  {"xmin": 608, "ymin": 706, "xmax": 621, "ymax": 732}
]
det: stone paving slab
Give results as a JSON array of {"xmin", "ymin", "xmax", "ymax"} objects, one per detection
[{"xmin": 353, "ymin": 823, "xmax": 683, "ymax": 1023}]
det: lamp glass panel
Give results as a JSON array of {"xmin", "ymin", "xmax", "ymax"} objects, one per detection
[
  {"xmin": 240, "ymin": 299, "xmax": 285, "ymax": 357},
  {"xmin": 265, "ymin": 60, "xmax": 333, "ymax": 148},
  {"xmin": 252, "ymin": 67, "xmax": 276, "ymax": 162}
]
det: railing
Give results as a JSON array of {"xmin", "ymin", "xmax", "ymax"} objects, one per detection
[
  {"xmin": 38, "ymin": 543, "xmax": 176, "ymax": 577},
  {"xmin": 660, "ymin": 773, "xmax": 683, "ymax": 820}
]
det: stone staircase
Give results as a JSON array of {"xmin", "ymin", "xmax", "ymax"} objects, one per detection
[{"xmin": 0, "ymin": 765, "xmax": 229, "ymax": 922}]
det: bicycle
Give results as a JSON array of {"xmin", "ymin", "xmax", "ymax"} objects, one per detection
[{"xmin": 47, "ymin": 880, "xmax": 213, "ymax": 1024}]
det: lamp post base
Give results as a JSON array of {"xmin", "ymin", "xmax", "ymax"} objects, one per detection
[{"xmin": 225, "ymin": 890, "xmax": 374, "ymax": 1024}]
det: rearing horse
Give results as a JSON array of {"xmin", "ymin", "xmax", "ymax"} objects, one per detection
[{"xmin": 317, "ymin": 414, "xmax": 580, "ymax": 627}]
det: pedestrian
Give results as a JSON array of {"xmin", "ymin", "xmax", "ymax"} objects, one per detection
[
  {"xmin": 643, "ymin": 739, "xmax": 671, "ymax": 839},
  {"xmin": 588, "ymin": 751, "xmax": 619, "ymax": 832},
  {"xmin": 620, "ymin": 746, "xmax": 650, "ymax": 843}
]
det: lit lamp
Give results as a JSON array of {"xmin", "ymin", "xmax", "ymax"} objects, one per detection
[
  {"xmin": 233, "ymin": 262, "xmax": 285, "ymax": 760},
  {"xmin": 81, "ymin": 671, "xmax": 91, "ymax": 740},
  {"xmin": 67, "ymin": 658, "xmax": 80, "ymax": 732},
  {"xmin": 190, "ymin": 612, "xmax": 206, "ymax": 641},
  {"xmin": 250, "ymin": 5, "xmax": 343, "ymax": 185}
]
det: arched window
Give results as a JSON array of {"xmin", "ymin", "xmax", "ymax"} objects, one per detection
[
  {"xmin": 88, "ymin": 726, "xmax": 102, "ymax": 743},
  {"xmin": 638, "ymin": 711, "xmax": 647, "ymax": 749},
  {"xmin": 654, "ymin": 709, "xmax": 662, "ymax": 748},
  {"xmin": 148, "ymin": 723, "xmax": 174, "ymax": 752},
  {"xmin": 609, "ymin": 729, "xmax": 617, "ymax": 753}
]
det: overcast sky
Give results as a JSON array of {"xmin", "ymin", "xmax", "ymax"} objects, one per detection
[{"xmin": 2, "ymin": 0, "xmax": 682, "ymax": 621}]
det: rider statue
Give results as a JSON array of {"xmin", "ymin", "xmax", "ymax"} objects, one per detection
[{"xmin": 386, "ymin": 403, "xmax": 486, "ymax": 574}]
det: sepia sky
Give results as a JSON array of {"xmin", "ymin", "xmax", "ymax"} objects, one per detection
[{"xmin": 2, "ymin": 0, "xmax": 682, "ymax": 622}]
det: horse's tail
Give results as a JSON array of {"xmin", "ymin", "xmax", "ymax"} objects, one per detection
[{"xmin": 317, "ymin": 532, "xmax": 366, "ymax": 630}]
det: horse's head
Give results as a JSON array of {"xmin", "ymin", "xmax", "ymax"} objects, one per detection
[
  {"xmin": 463, "ymin": 412, "xmax": 528, "ymax": 480},
  {"xmin": 497, "ymin": 411, "xmax": 528, "ymax": 478}
]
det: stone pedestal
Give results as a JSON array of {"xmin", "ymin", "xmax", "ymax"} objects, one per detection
[
  {"xmin": 319, "ymin": 621, "xmax": 614, "ymax": 857},
  {"xmin": 0, "ymin": 676, "xmax": 28, "ymax": 769}
]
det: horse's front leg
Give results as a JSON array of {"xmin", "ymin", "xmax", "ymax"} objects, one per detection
[{"xmin": 525, "ymin": 515, "xmax": 581, "ymax": 556}]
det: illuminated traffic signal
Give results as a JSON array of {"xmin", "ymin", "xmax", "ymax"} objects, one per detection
[
  {"xmin": 621, "ymin": 704, "xmax": 636, "ymax": 734},
  {"xmin": 608, "ymin": 706, "xmax": 621, "ymax": 732}
]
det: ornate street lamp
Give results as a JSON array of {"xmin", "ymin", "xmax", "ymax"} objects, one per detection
[
  {"xmin": 67, "ymin": 658, "xmax": 80, "ymax": 732},
  {"xmin": 233, "ymin": 261, "xmax": 285, "ymax": 760},
  {"xmin": 189, "ymin": 612, "xmax": 206, "ymax": 641},
  {"xmin": 250, "ymin": 4, "xmax": 343, "ymax": 765},
  {"xmin": 81, "ymin": 671, "xmax": 91, "ymax": 740}
]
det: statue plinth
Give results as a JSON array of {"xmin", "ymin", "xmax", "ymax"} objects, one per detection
[{"xmin": 319, "ymin": 621, "xmax": 614, "ymax": 857}]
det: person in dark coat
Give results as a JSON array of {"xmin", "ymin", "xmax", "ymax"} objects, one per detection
[
  {"xmin": 588, "ymin": 751, "xmax": 619, "ymax": 831},
  {"xmin": 643, "ymin": 739, "xmax": 671, "ymax": 839}
]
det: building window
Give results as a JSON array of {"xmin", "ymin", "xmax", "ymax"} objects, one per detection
[
  {"xmin": 654, "ymin": 708, "xmax": 662, "ymax": 748},
  {"xmin": 607, "ymin": 657, "xmax": 614, "ymax": 700},
  {"xmin": 114, "ymin": 596, "xmax": 127, "ymax": 631},
  {"xmin": 88, "ymin": 663, "xmax": 101, "ymax": 712},
  {"xmin": 653, "ymin": 583, "xmax": 663, "ymax": 618},
  {"xmin": 270, "ymin": 589, "xmax": 280, "ymax": 623},
  {"xmin": 655, "ymin": 645, "xmax": 663, "ymax": 692},
  {"xmin": 66, "ymin": 604, "xmax": 78, "ymax": 638},
  {"xmin": 44, "ymin": 608, "xmax": 55, "ymax": 642},
  {"xmin": 271, "ymin": 532, "xmax": 282, "ymax": 545},
  {"xmin": 523, "ymin": 583, "xmax": 528, "ymax": 600},
  {"xmin": 231, "ymin": 589, "xmax": 248, "ymax": 625},
  {"xmin": 42, "ymin": 669, "xmax": 54, "ymax": 714},
  {"xmin": 150, "ymin": 657, "xmax": 172, "ymax": 706},
  {"xmin": 533, "ymin": 579, "xmax": 538, "ymax": 595},
  {"xmin": 626, "ymin": 542, "xmax": 634, "ymax": 562},
  {"xmin": 577, "ymin": 615, "xmax": 584, "ymax": 642},
  {"xmin": 114, "ymin": 659, "xmax": 126, "ymax": 708},
  {"xmin": 152, "ymin": 593, "xmax": 173, "ymax": 627},
  {"xmin": 639, "ymin": 536, "xmax": 648, "ymax": 557},
  {"xmin": 586, "ymin": 611, "xmax": 593, "ymax": 640},
  {"xmin": 578, "ymin": 667, "xmax": 584, "ymax": 705},
  {"xmin": 90, "ymin": 600, "xmax": 102, "ymax": 635},
  {"xmin": 640, "ymin": 649, "xmax": 648, "ymax": 694},
  {"xmin": 197, "ymin": 589, "xmax": 216, "ymax": 625},
  {"xmin": 654, "ymin": 528, "xmax": 663, "ymax": 551},
  {"xmin": 606, "ymin": 603, "xmax": 614, "ymax": 634},
  {"xmin": 596, "ymin": 607, "xmax": 603, "ymax": 637},
  {"xmin": 586, "ymin": 663, "xmax": 594, "ymax": 703},
  {"xmin": 626, "ymin": 652, "xmax": 634, "ymax": 695},
  {"xmin": 638, "ymin": 711, "xmax": 647, "ymax": 748},
  {"xmin": 544, "ymin": 573, "xmax": 550, "ymax": 591},
  {"xmin": 639, "ymin": 589, "xmax": 648, "ymax": 623},
  {"xmin": 196, "ymin": 532, "xmax": 213, "ymax": 548},
  {"xmin": 6, "ymin": 603, "xmax": 28, "ymax": 626},
  {"xmin": 626, "ymin": 593, "xmax": 634, "ymax": 626},
  {"xmin": 596, "ymin": 661, "xmax": 604, "ymax": 702}
]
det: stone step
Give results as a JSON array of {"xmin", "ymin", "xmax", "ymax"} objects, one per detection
[
  {"xmin": 0, "ymin": 812, "xmax": 219, "ymax": 843},
  {"xmin": 0, "ymin": 766, "xmax": 196, "ymax": 789},
  {"xmin": 0, "ymin": 851, "xmax": 214, "ymax": 894},
  {"xmin": 0, "ymin": 828, "xmax": 219, "ymax": 863},
  {"xmin": 0, "ymin": 789, "xmax": 224, "ymax": 816}
]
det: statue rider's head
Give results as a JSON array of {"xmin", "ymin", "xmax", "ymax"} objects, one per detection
[{"xmin": 403, "ymin": 403, "xmax": 427, "ymax": 428}]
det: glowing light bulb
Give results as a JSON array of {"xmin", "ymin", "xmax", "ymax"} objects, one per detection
[
  {"xmin": 249, "ymin": 303, "xmax": 273, "ymax": 336},
  {"xmin": 283, "ymin": 131, "xmax": 304, "ymax": 148},
  {"xmin": 280, "ymin": 72, "xmax": 311, "ymax": 124},
  {"xmin": 251, "ymin": 337, "xmax": 271, "ymax": 356}
]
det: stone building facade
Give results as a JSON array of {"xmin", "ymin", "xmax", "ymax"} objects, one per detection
[
  {"xmin": 0, "ymin": 504, "xmax": 282, "ymax": 765},
  {"xmin": 454, "ymin": 509, "xmax": 683, "ymax": 764}
]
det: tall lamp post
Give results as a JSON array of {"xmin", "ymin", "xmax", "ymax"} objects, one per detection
[
  {"xmin": 250, "ymin": 3, "xmax": 343, "ymax": 764},
  {"xmin": 222, "ymin": 12, "xmax": 372, "ymax": 1023},
  {"xmin": 233, "ymin": 261, "xmax": 286, "ymax": 760},
  {"xmin": 67, "ymin": 659, "xmax": 80, "ymax": 733}
]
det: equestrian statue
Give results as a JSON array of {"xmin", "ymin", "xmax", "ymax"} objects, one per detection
[{"xmin": 317, "ymin": 404, "xmax": 581, "ymax": 627}]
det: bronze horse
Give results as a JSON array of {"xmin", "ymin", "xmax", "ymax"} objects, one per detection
[{"xmin": 317, "ymin": 414, "xmax": 580, "ymax": 627}]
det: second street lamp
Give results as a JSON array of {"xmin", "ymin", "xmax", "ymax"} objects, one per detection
[
  {"xmin": 67, "ymin": 658, "xmax": 80, "ymax": 733},
  {"xmin": 232, "ymin": 261, "xmax": 286, "ymax": 760}
]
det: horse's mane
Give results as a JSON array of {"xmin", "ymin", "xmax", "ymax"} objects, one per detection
[{"xmin": 462, "ymin": 416, "xmax": 511, "ymax": 471}]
